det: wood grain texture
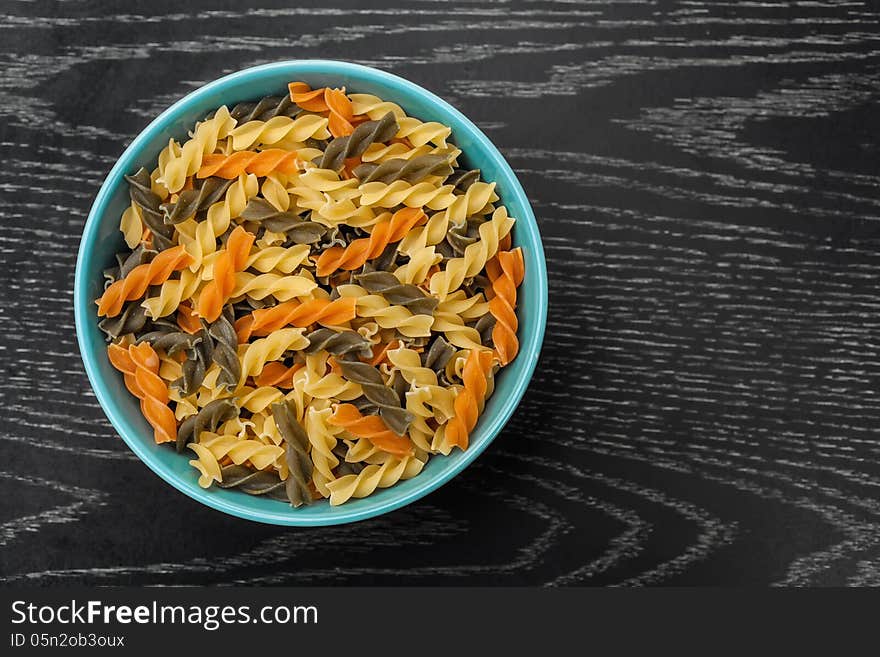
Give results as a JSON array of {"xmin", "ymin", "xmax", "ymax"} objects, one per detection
[{"xmin": 1, "ymin": 0, "xmax": 879, "ymax": 586}]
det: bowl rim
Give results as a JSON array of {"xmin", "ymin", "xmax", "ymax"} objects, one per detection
[{"xmin": 74, "ymin": 59, "xmax": 548, "ymax": 526}]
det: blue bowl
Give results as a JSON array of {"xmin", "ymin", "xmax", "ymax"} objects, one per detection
[{"xmin": 74, "ymin": 60, "xmax": 548, "ymax": 526}]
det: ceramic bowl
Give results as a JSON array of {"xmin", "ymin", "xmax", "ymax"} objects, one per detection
[{"xmin": 74, "ymin": 60, "xmax": 548, "ymax": 525}]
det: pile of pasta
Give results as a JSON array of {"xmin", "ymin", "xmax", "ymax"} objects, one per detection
[{"xmin": 96, "ymin": 81, "xmax": 524, "ymax": 506}]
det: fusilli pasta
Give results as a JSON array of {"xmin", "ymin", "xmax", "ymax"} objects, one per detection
[{"xmin": 96, "ymin": 79, "xmax": 526, "ymax": 507}]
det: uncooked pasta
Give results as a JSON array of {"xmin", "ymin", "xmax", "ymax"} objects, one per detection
[{"xmin": 96, "ymin": 80, "xmax": 525, "ymax": 506}]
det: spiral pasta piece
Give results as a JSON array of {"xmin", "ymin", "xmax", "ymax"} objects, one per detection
[
  {"xmin": 315, "ymin": 207, "xmax": 426, "ymax": 276},
  {"xmin": 135, "ymin": 321, "xmax": 201, "ymax": 356},
  {"xmin": 328, "ymin": 403, "xmax": 413, "ymax": 456},
  {"xmin": 367, "ymin": 339, "xmax": 400, "ymax": 367},
  {"xmin": 325, "ymin": 456, "xmax": 424, "ymax": 506},
  {"xmin": 240, "ymin": 197, "xmax": 326, "ymax": 243},
  {"xmin": 358, "ymin": 180, "xmax": 457, "ymax": 210},
  {"xmin": 107, "ymin": 342, "xmax": 142, "ymax": 399},
  {"xmin": 324, "ymin": 87, "xmax": 356, "ymax": 138},
  {"xmin": 403, "ymin": 385, "xmax": 436, "ymax": 453},
  {"xmin": 128, "ymin": 342, "xmax": 177, "ymax": 445},
  {"xmin": 259, "ymin": 173, "xmax": 292, "ymax": 211},
  {"xmin": 430, "ymin": 319, "xmax": 485, "ymax": 352},
  {"xmin": 300, "ymin": 354, "xmax": 362, "ymax": 401},
  {"xmin": 288, "ymin": 81, "xmax": 330, "ymax": 111},
  {"xmin": 349, "ymin": 93, "xmax": 407, "ymax": 120},
  {"xmin": 177, "ymin": 173, "xmax": 259, "ymax": 270},
  {"xmin": 176, "ymin": 397, "xmax": 238, "ymax": 452},
  {"xmin": 215, "ymin": 465, "xmax": 289, "ymax": 499},
  {"xmin": 353, "ymin": 154, "xmax": 453, "ymax": 185},
  {"xmin": 318, "ymin": 112, "xmax": 398, "ymax": 171},
  {"xmin": 197, "ymin": 226, "xmax": 255, "ymax": 322},
  {"xmin": 285, "ymin": 170, "xmax": 364, "ymax": 224},
  {"xmin": 428, "ymin": 207, "xmax": 514, "ymax": 300},
  {"xmin": 311, "ymin": 196, "xmax": 378, "ymax": 228},
  {"xmin": 99, "ymin": 302, "xmax": 148, "ymax": 340},
  {"xmin": 279, "ymin": 168, "xmax": 377, "ymax": 228},
  {"xmin": 198, "ymin": 433, "xmax": 285, "ymax": 471},
  {"xmin": 336, "ymin": 284, "xmax": 435, "ymax": 337},
  {"xmin": 444, "ymin": 349, "xmax": 493, "ymax": 451},
  {"xmin": 353, "ymin": 271, "xmax": 438, "ymax": 316},
  {"xmin": 432, "ymin": 291, "xmax": 491, "ymax": 350},
  {"xmin": 119, "ymin": 202, "xmax": 144, "ymax": 249},
  {"xmin": 176, "ymin": 302, "xmax": 202, "ymax": 334},
  {"xmin": 96, "ymin": 246, "xmax": 193, "ymax": 317},
  {"xmin": 218, "ymin": 416, "xmax": 255, "ymax": 441},
  {"xmin": 282, "ymin": 370, "xmax": 312, "ymax": 420},
  {"xmin": 392, "ymin": 246, "xmax": 441, "ymax": 286},
  {"xmin": 162, "ymin": 177, "xmax": 234, "ymax": 224},
  {"xmin": 234, "ymin": 386, "xmax": 284, "ymax": 414},
  {"xmin": 291, "ymin": 167, "xmax": 359, "ymax": 193},
  {"xmin": 188, "ymin": 437, "xmax": 286, "ymax": 489},
  {"xmin": 306, "ymin": 405, "xmax": 343, "ymax": 497},
  {"xmin": 158, "ymin": 106, "xmax": 237, "ymax": 193},
  {"xmin": 388, "ymin": 346, "xmax": 457, "ymax": 453},
  {"xmin": 207, "ymin": 306, "xmax": 241, "ymax": 391},
  {"xmin": 231, "ymin": 94, "xmax": 300, "ymax": 123},
  {"xmin": 386, "ymin": 345, "xmax": 441, "ymax": 388},
  {"xmin": 125, "ymin": 169, "xmax": 174, "ymax": 250},
  {"xmin": 187, "ymin": 443, "xmax": 222, "ymax": 487},
  {"xmin": 272, "ymin": 399, "xmax": 314, "ymax": 507},
  {"xmin": 254, "ymin": 361, "xmax": 303, "ymax": 389},
  {"xmin": 197, "ymin": 148, "xmax": 300, "ymax": 179},
  {"xmin": 140, "ymin": 268, "xmax": 202, "ymax": 320},
  {"xmin": 337, "ymin": 360, "xmax": 413, "ymax": 436},
  {"xmin": 401, "ymin": 382, "xmax": 456, "ymax": 455},
  {"xmin": 247, "ymin": 297, "xmax": 357, "ymax": 336},
  {"xmin": 395, "ymin": 117, "xmax": 451, "ymax": 148},
  {"xmin": 229, "ymin": 114, "xmax": 330, "ymax": 151},
  {"xmin": 172, "ymin": 335, "xmax": 212, "ymax": 398},
  {"xmin": 238, "ymin": 328, "xmax": 309, "ymax": 385},
  {"xmin": 352, "ymin": 96, "xmax": 449, "ymax": 146},
  {"xmin": 361, "ymin": 141, "xmax": 461, "ymax": 166},
  {"xmin": 241, "ymin": 244, "xmax": 311, "ymax": 274},
  {"xmin": 231, "ymin": 272, "xmax": 318, "ymax": 302},
  {"xmin": 486, "ymin": 247, "xmax": 525, "ymax": 366},
  {"xmin": 349, "ymin": 94, "xmax": 452, "ymax": 146},
  {"xmin": 304, "ymin": 328, "xmax": 372, "ymax": 357},
  {"xmin": 397, "ymin": 182, "xmax": 497, "ymax": 255},
  {"xmin": 341, "ymin": 437, "xmax": 385, "ymax": 465}
]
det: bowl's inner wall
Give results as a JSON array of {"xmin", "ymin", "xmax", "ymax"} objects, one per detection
[{"xmin": 78, "ymin": 63, "xmax": 545, "ymax": 523}]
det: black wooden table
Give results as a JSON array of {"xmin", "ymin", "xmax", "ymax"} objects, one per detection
[{"xmin": 2, "ymin": 0, "xmax": 879, "ymax": 586}]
